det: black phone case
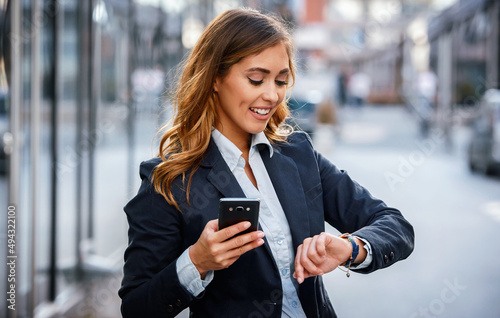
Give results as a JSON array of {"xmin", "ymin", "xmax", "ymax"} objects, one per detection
[{"xmin": 218, "ymin": 198, "xmax": 260, "ymax": 237}]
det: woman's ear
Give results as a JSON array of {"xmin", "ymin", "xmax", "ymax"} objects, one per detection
[{"xmin": 213, "ymin": 78, "xmax": 220, "ymax": 93}]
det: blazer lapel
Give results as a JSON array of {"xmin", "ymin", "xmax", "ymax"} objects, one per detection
[
  {"xmin": 202, "ymin": 139, "xmax": 246, "ymax": 198},
  {"xmin": 260, "ymin": 145, "xmax": 311, "ymax": 251}
]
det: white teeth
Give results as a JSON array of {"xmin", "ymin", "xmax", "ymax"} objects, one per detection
[{"xmin": 250, "ymin": 108, "xmax": 270, "ymax": 115}]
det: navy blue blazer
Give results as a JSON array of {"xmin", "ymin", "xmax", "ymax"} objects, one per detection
[{"xmin": 119, "ymin": 132, "xmax": 414, "ymax": 318}]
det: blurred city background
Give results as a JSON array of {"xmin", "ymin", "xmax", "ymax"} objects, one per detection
[{"xmin": 1, "ymin": 0, "xmax": 499, "ymax": 317}]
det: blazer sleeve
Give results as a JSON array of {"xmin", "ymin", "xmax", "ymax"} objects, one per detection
[
  {"xmin": 118, "ymin": 159, "xmax": 196, "ymax": 317},
  {"xmin": 314, "ymin": 148, "xmax": 415, "ymax": 274}
]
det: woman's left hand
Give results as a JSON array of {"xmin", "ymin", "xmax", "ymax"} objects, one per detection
[{"xmin": 293, "ymin": 232, "xmax": 352, "ymax": 284}]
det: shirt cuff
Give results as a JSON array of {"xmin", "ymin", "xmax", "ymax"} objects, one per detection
[
  {"xmin": 176, "ymin": 246, "xmax": 214, "ymax": 296},
  {"xmin": 350, "ymin": 237, "xmax": 372, "ymax": 269}
]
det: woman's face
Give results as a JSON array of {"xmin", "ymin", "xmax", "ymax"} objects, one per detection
[{"xmin": 214, "ymin": 42, "xmax": 290, "ymax": 146}]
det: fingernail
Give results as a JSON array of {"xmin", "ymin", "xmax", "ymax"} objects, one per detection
[
  {"xmin": 258, "ymin": 231, "xmax": 265, "ymax": 238},
  {"xmin": 298, "ymin": 277, "xmax": 303, "ymax": 284},
  {"xmin": 244, "ymin": 222, "xmax": 251, "ymax": 228},
  {"xmin": 258, "ymin": 239, "xmax": 265, "ymax": 245}
]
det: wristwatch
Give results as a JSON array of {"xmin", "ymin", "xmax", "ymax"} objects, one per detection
[{"xmin": 339, "ymin": 233, "xmax": 359, "ymax": 267}]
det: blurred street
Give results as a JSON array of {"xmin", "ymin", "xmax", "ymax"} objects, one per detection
[{"xmin": 315, "ymin": 105, "xmax": 500, "ymax": 318}]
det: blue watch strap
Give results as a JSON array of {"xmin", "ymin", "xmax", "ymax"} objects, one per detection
[{"xmin": 341, "ymin": 234, "xmax": 359, "ymax": 267}]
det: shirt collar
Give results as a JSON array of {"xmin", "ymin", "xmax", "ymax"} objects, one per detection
[
  {"xmin": 211, "ymin": 129, "xmax": 274, "ymax": 171},
  {"xmin": 251, "ymin": 131, "xmax": 274, "ymax": 158}
]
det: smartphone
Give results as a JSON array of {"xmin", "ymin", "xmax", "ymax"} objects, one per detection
[{"xmin": 218, "ymin": 198, "xmax": 260, "ymax": 237}]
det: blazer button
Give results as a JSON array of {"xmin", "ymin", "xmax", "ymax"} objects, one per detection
[
  {"xmin": 389, "ymin": 252, "xmax": 395, "ymax": 261},
  {"xmin": 175, "ymin": 299, "xmax": 182, "ymax": 307},
  {"xmin": 384, "ymin": 255, "xmax": 389, "ymax": 264},
  {"xmin": 167, "ymin": 305, "xmax": 174, "ymax": 313}
]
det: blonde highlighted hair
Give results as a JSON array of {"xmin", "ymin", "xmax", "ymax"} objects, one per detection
[{"xmin": 153, "ymin": 8, "xmax": 296, "ymax": 211}]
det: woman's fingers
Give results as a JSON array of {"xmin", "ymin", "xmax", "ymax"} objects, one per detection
[
  {"xmin": 294, "ymin": 233, "xmax": 337, "ymax": 283},
  {"xmin": 299, "ymin": 236, "xmax": 324, "ymax": 276},
  {"xmin": 294, "ymin": 239, "xmax": 318, "ymax": 284},
  {"xmin": 294, "ymin": 245, "xmax": 305, "ymax": 284},
  {"xmin": 191, "ymin": 220, "xmax": 265, "ymax": 274},
  {"xmin": 217, "ymin": 233, "xmax": 265, "ymax": 267},
  {"xmin": 215, "ymin": 220, "xmax": 252, "ymax": 242},
  {"xmin": 219, "ymin": 221, "xmax": 265, "ymax": 249},
  {"xmin": 211, "ymin": 220, "xmax": 265, "ymax": 266},
  {"xmin": 316, "ymin": 232, "xmax": 328, "ymax": 258}
]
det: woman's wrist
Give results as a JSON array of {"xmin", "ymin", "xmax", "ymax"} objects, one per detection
[
  {"xmin": 352, "ymin": 237, "xmax": 367, "ymax": 264},
  {"xmin": 339, "ymin": 234, "xmax": 367, "ymax": 265},
  {"xmin": 189, "ymin": 245, "xmax": 209, "ymax": 279},
  {"xmin": 339, "ymin": 234, "xmax": 356, "ymax": 266}
]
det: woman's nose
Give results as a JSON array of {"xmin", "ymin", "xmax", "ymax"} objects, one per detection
[{"xmin": 262, "ymin": 83, "xmax": 279, "ymax": 104}]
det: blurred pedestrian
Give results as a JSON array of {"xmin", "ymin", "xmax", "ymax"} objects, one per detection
[
  {"xmin": 119, "ymin": 8, "xmax": 414, "ymax": 318},
  {"xmin": 337, "ymin": 69, "xmax": 348, "ymax": 106},
  {"xmin": 416, "ymin": 69, "xmax": 438, "ymax": 136},
  {"xmin": 348, "ymin": 70, "xmax": 371, "ymax": 107},
  {"xmin": 417, "ymin": 69, "xmax": 438, "ymax": 108}
]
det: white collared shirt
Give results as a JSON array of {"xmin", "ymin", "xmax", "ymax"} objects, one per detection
[{"xmin": 211, "ymin": 129, "xmax": 305, "ymax": 317}]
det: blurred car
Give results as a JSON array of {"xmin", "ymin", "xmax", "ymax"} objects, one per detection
[
  {"xmin": 0, "ymin": 91, "xmax": 7, "ymax": 175},
  {"xmin": 467, "ymin": 89, "xmax": 500, "ymax": 175},
  {"xmin": 286, "ymin": 92, "xmax": 321, "ymax": 135}
]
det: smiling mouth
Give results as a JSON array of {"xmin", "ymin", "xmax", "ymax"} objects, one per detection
[{"xmin": 250, "ymin": 108, "xmax": 271, "ymax": 115}]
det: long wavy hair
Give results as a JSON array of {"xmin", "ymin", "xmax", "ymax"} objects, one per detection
[{"xmin": 152, "ymin": 8, "xmax": 296, "ymax": 211}]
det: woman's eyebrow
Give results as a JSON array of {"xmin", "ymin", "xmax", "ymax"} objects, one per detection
[{"xmin": 246, "ymin": 67, "xmax": 289, "ymax": 74}]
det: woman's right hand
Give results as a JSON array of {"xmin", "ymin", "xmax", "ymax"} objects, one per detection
[{"xmin": 189, "ymin": 219, "xmax": 265, "ymax": 278}]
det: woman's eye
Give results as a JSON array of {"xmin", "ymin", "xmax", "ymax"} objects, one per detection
[
  {"xmin": 247, "ymin": 77, "xmax": 288, "ymax": 86},
  {"xmin": 248, "ymin": 77, "xmax": 263, "ymax": 86}
]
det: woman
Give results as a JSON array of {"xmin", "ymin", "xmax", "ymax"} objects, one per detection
[{"xmin": 119, "ymin": 8, "xmax": 414, "ymax": 318}]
